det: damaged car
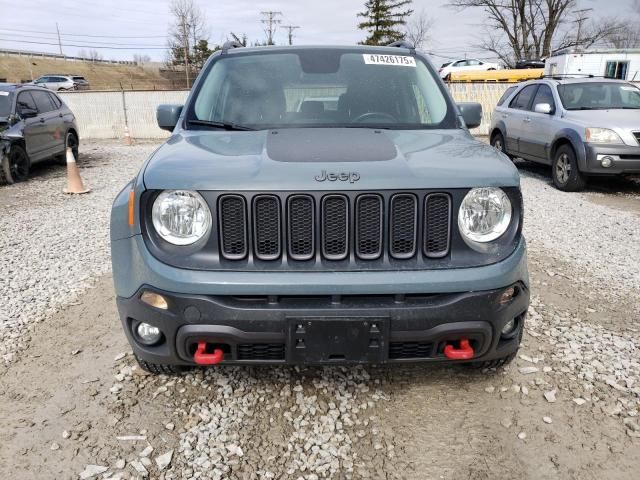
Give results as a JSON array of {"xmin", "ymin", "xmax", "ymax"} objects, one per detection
[{"xmin": 0, "ymin": 83, "xmax": 79, "ymax": 184}]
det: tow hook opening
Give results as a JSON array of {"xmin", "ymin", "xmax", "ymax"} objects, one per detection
[
  {"xmin": 443, "ymin": 338, "xmax": 475, "ymax": 360},
  {"xmin": 193, "ymin": 342, "xmax": 226, "ymax": 365}
]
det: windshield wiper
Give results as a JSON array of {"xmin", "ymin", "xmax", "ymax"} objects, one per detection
[{"xmin": 187, "ymin": 119, "xmax": 254, "ymax": 131}]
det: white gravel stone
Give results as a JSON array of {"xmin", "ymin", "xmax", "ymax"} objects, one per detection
[
  {"xmin": 543, "ymin": 416, "xmax": 553, "ymax": 424},
  {"xmin": 79, "ymin": 464, "xmax": 108, "ymax": 479},
  {"xmin": 544, "ymin": 390, "xmax": 557, "ymax": 403},
  {"xmin": 155, "ymin": 450, "xmax": 174, "ymax": 471},
  {"xmin": 519, "ymin": 366, "xmax": 539, "ymax": 375}
]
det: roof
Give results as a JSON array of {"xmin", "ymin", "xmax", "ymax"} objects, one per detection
[
  {"xmin": 0, "ymin": 82, "xmax": 47, "ymax": 91},
  {"xmin": 550, "ymin": 47, "xmax": 640, "ymax": 57},
  {"xmin": 223, "ymin": 44, "xmax": 415, "ymax": 55}
]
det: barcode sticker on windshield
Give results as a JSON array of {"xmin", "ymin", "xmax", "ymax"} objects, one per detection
[{"xmin": 363, "ymin": 54, "xmax": 416, "ymax": 67}]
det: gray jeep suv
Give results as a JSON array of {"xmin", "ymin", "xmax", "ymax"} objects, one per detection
[
  {"xmin": 490, "ymin": 78, "xmax": 640, "ymax": 191},
  {"xmin": 110, "ymin": 43, "xmax": 529, "ymax": 374}
]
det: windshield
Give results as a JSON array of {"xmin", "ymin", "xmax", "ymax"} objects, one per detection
[
  {"xmin": 189, "ymin": 49, "xmax": 452, "ymax": 130},
  {"xmin": 0, "ymin": 92, "xmax": 11, "ymax": 117},
  {"xmin": 558, "ymin": 82, "xmax": 640, "ymax": 110}
]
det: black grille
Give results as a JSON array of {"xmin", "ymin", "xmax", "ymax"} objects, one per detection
[
  {"xmin": 253, "ymin": 195, "xmax": 281, "ymax": 260},
  {"xmin": 389, "ymin": 342, "xmax": 434, "ymax": 359},
  {"xmin": 237, "ymin": 343, "xmax": 285, "ymax": 360},
  {"xmin": 423, "ymin": 194, "xmax": 451, "ymax": 258},
  {"xmin": 634, "ymin": 131, "xmax": 640, "ymax": 144},
  {"xmin": 389, "ymin": 194, "xmax": 417, "ymax": 259},
  {"xmin": 288, "ymin": 195, "xmax": 315, "ymax": 260},
  {"xmin": 213, "ymin": 191, "xmax": 454, "ymax": 264},
  {"xmin": 219, "ymin": 195, "xmax": 247, "ymax": 259},
  {"xmin": 356, "ymin": 195, "xmax": 383, "ymax": 259},
  {"xmin": 322, "ymin": 195, "xmax": 349, "ymax": 260}
]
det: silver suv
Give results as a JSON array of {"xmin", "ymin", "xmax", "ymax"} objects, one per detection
[
  {"xmin": 31, "ymin": 75, "xmax": 90, "ymax": 91},
  {"xmin": 490, "ymin": 78, "xmax": 640, "ymax": 191}
]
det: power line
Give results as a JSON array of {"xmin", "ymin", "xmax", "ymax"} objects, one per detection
[
  {"xmin": 0, "ymin": 27, "xmax": 167, "ymax": 39},
  {"xmin": 0, "ymin": 38, "xmax": 168, "ymax": 50},
  {"xmin": 282, "ymin": 25, "xmax": 300, "ymax": 45},
  {"xmin": 260, "ymin": 11, "xmax": 282, "ymax": 45},
  {"xmin": 0, "ymin": 31, "xmax": 167, "ymax": 47}
]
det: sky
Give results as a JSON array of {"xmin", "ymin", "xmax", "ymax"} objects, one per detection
[{"xmin": 0, "ymin": 0, "xmax": 632, "ymax": 64}]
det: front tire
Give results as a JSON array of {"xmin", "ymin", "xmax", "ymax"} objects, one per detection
[
  {"xmin": 552, "ymin": 145, "xmax": 586, "ymax": 191},
  {"xmin": 135, "ymin": 354, "xmax": 188, "ymax": 376},
  {"xmin": 1, "ymin": 145, "xmax": 30, "ymax": 184}
]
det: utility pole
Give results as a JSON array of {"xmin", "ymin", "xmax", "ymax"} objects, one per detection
[
  {"xmin": 260, "ymin": 11, "xmax": 282, "ymax": 45},
  {"xmin": 181, "ymin": 17, "xmax": 190, "ymax": 88},
  {"xmin": 572, "ymin": 8, "xmax": 593, "ymax": 48},
  {"xmin": 282, "ymin": 25, "xmax": 300, "ymax": 45},
  {"xmin": 55, "ymin": 23, "xmax": 63, "ymax": 55}
]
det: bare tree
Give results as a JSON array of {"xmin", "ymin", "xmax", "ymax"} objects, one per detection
[
  {"xmin": 448, "ymin": 0, "xmax": 625, "ymax": 67},
  {"xmin": 403, "ymin": 9, "xmax": 433, "ymax": 49},
  {"xmin": 167, "ymin": 0, "xmax": 211, "ymax": 85},
  {"xmin": 133, "ymin": 54, "xmax": 152, "ymax": 65}
]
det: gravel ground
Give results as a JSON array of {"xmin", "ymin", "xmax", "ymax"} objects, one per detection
[
  {"xmin": 0, "ymin": 142, "xmax": 154, "ymax": 365},
  {"xmin": 1, "ymin": 140, "xmax": 639, "ymax": 479}
]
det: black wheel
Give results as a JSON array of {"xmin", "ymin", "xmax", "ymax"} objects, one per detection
[
  {"xmin": 469, "ymin": 351, "xmax": 517, "ymax": 370},
  {"xmin": 1, "ymin": 144, "xmax": 30, "ymax": 184},
  {"xmin": 56, "ymin": 131, "xmax": 79, "ymax": 165},
  {"xmin": 552, "ymin": 144, "xmax": 586, "ymax": 191},
  {"xmin": 135, "ymin": 354, "xmax": 188, "ymax": 375},
  {"xmin": 491, "ymin": 131, "xmax": 513, "ymax": 160}
]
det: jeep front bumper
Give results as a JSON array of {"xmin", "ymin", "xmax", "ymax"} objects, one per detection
[{"xmin": 112, "ymin": 236, "xmax": 529, "ymax": 366}]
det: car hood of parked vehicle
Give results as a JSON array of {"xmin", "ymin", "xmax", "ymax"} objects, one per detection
[
  {"xmin": 563, "ymin": 109, "xmax": 640, "ymax": 129},
  {"xmin": 142, "ymin": 128, "xmax": 519, "ymax": 191}
]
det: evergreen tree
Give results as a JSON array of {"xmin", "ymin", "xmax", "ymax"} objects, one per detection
[{"xmin": 358, "ymin": 0, "xmax": 414, "ymax": 45}]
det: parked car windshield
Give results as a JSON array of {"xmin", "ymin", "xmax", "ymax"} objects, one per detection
[
  {"xmin": 190, "ymin": 49, "xmax": 452, "ymax": 130},
  {"xmin": 0, "ymin": 92, "xmax": 11, "ymax": 117},
  {"xmin": 558, "ymin": 82, "xmax": 640, "ymax": 110}
]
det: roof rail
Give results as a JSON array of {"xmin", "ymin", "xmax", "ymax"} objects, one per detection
[
  {"xmin": 221, "ymin": 41, "xmax": 244, "ymax": 55},
  {"xmin": 387, "ymin": 40, "xmax": 415, "ymax": 51}
]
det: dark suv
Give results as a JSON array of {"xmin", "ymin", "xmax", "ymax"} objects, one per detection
[
  {"xmin": 0, "ymin": 84, "xmax": 79, "ymax": 183},
  {"xmin": 111, "ymin": 43, "xmax": 529, "ymax": 373}
]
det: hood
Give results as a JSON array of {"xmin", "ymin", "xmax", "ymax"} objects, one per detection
[
  {"xmin": 142, "ymin": 128, "xmax": 519, "ymax": 191},
  {"xmin": 564, "ymin": 109, "xmax": 640, "ymax": 130}
]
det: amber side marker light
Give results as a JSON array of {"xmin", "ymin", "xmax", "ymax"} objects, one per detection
[
  {"xmin": 141, "ymin": 291, "xmax": 169, "ymax": 310},
  {"xmin": 128, "ymin": 190, "xmax": 135, "ymax": 226},
  {"xmin": 499, "ymin": 286, "xmax": 516, "ymax": 305}
]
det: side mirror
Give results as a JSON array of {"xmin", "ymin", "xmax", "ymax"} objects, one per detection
[
  {"xmin": 157, "ymin": 104, "xmax": 183, "ymax": 132},
  {"xmin": 534, "ymin": 103, "xmax": 552, "ymax": 114},
  {"xmin": 19, "ymin": 107, "xmax": 38, "ymax": 119},
  {"xmin": 457, "ymin": 102, "xmax": 483, "ymax": 129}
]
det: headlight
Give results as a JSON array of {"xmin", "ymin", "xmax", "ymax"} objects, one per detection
[
  {"xmin": 458, "ymin": 187, "xmax": 512, "ymax": 243},
  {"xmin": 152, "ymin": 190, "xmax": 211, "ymax": 245},
  {"xmin": 585, "ymin": 128, "xmax": 623, "ymax": 144}
]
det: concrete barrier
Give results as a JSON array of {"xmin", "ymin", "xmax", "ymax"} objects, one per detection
[{"xmin": 63, "ymin": 82, "xmax": 639, "ymax": 139}]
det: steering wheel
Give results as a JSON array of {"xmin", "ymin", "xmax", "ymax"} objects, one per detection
[{"xmin": 351, "ymin": 112, "xmax": 398, "ymax": 124}]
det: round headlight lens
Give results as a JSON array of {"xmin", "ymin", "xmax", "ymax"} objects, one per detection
[
  {"xmin": 152, "ymin": 190, "xmax": 212, "ymax": 245},
  {"xmin": 458, "ymin": 187, "xmax": 512, "ymax": 243}
]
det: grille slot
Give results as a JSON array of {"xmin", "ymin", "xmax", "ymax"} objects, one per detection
[
  {"xmin": 287, "ymin": 195, "xmax": 315, "ymax": 260},
  {"xmin": 219, "ymin": 195, "xmax": 248, "ymax": 260},
  {"xmin": 389, "ymin": 342, "xmax": 434, "ymax": 359},
  {"xmin": 321, "ymin": 195, "xmax": 349, "ymax": 260},
  {"xmin": 253, "ymin": 195, "xmax": 281, "ymax": 260},
  {"xmin": 423, "ymin": 193, "xmax": 451, "ymax": 258},
  {"xmin": 237, "ymin": 343, "xmax": 285, "ymax": 361},
  {"xmin": 356, "ymin": 194, "xmax": 383, "ymax": 259},
  {"xmin": 389, "ymin": 194, "xmax": 417, "ymax": 259},
  {"xmin": 634, "ymin": 131, "xmax": 640, "ymax": 144}
]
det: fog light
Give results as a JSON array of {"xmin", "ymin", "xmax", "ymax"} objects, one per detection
[
  {"xmin": 600, "ymin": 156, "xmax": 614, "ymax": 168},
  {"xmin": 501, "ymin": 318, "xmax": 517, "ymax": 336},
  {"xmin": 499, "ymin": 286, "xmax": 516, "ymax": 305},
  {"xmin": 141, "ymin": 291, "xmax": 168, "ymax": 310},
  {"xmin": 136, "ymin": 322, "xmax": 162, "ymax": 345}
]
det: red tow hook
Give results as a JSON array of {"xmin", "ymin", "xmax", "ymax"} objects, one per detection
[
  {"xmin": 193, "ymin": 342, "xmax": 224, "ymax": 365},
  {"xmin": 443, "ymin": 338, "xmax": 474, "ymax": 360}
]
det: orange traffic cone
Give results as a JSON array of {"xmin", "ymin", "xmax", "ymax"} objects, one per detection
[
  {"xmin": 124, "ymin": 125, "xmax": 133, "ymax": 146},
  {"xmin": 62, "ymin": 147, "xmax": 90, "ymax": 195}
]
